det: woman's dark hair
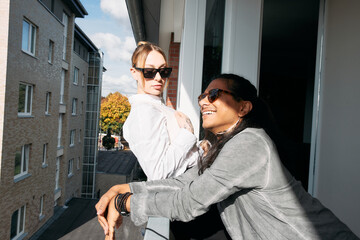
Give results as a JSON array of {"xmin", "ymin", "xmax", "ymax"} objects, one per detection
[{"xmin": 198, "ymin": 74, "xmax": 276, "ymax": 174}]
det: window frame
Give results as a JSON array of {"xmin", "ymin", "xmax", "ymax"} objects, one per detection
[
  {"xmin": 22, "ymin": 19, "xmax": 36, "ymax": 55},
  {"xmin": 72, "ymin": 98, "xmax": 77, "ymax": 115},
  {"xmin": 73, "ymin": 67, "xmax": 79, "ymax": 85},
  {"xmin": 55, "ymin": 157, "xmax": 60, "ymax": 190},
  {"xmin": 82, "ymin": 73, "xmax": 85, "ymax": 86},
  {"xmin": 80, "ymin": 101, "xmax": 83, "ymax": 115},
  {"xmin": 39, "ymin": 195, "xmax": 44, "ymax": 219},
  {"xmin": 60, "ymin": 70, "xmax": 65, "ymax": 104},
  {"xmin": 77, "ymin": 157, "xmax": 80, "ymax": 170},
  {"xmin": 57, "ymin": 114, "xmax": 63, "ymax": 148},
  {"xmin": 62, "ymin": 12, "xmax": 68, "ymax": 60},
  {"xmin": 68, "ymin": 158, "xmax": 74, "ymax": 177},
  {"xmin": 14, "ymin": 144, "xmax": 30, "ymax": 179},
  {"xmin": 42, "ymin": 143, "xmax": 47, "ymax": 167},
  {"xmin": 45, "ymin": 92, "xmax": 51, "ymax": 115},
  {"xmin": 48, "ymin": 40, "xmax": 54, "ymax": 64},
  {"xmin": 10, "ymin": 205, "xmax": 26, "ymax": 240},
  {"xmin": 78, "ymin": 129, "xmax": 82, "ymax": 143},
  {"xmin": 18, "ymin": 83, "xmax": 33, "ymax": 116},
  {"xmin": 70, "ymin": 129, "xmax": 75, "ymax": 146}
]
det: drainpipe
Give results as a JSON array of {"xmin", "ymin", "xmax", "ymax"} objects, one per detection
[{"xmin": 126, "ymin": 0, "xmax": 146, "ymax": 43}]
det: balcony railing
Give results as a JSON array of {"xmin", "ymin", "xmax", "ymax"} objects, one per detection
[{"xmin": 144, "ymin": 217, "xmax": 170, "ymax": 240}]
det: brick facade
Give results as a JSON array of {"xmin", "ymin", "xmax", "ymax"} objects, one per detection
[
  {"xmin": 0, "ymin": 1, "xmax": 96, "ymax": 239},
  {"xmin": 166, "ymin": 33, "xmax": 180, "ymax": 109}
]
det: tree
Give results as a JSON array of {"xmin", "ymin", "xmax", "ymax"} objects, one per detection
[
  {"xmin": 102, "ymin": 128, "xmax": 115, "ymax": 150},
  {"xmin": 100, "ymin": 92, "xmax": 131, "ymax": 135}
]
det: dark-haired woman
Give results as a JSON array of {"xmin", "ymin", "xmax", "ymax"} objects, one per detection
[{"xmin": 97, "ymin": 74, "xmax": 358, "ymax": 240}]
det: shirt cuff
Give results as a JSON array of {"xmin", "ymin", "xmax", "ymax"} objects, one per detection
[
  {"xmin": 130, "ymin": 193, "xmax": 150, "ymax": 226},
  {"xmin": 129, "ymin": 181, "xmax": 147, "ymax": 194}
]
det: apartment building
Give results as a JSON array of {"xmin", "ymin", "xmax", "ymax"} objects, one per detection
[{"xmin": 0, "ymin": 0, "xmax": 103, "ymax": 239}]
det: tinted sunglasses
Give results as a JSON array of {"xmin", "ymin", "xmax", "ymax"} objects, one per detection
[
  {"xmin": 135, "ymin": 67, "xmax": 172, "ymax": 79},
  {"xmin": 198, "ymin": 88, "xmax": 234, "ymax": 103}
]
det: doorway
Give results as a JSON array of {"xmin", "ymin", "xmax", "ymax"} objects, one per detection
[{"xmin": 259, "ymin": 0, "xmax": 320, "ymax": 190}]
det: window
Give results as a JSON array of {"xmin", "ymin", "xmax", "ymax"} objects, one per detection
[
  {"xmin": 45, "ymin": 92, "xmax": 51, "ymax": 114},
  {"xmin": 70, "ymin": 130, "xmax": 75, "ymax": 146},
  {"xmin": 42, "ymin": 144, "xmax": 47, "ymax": 166},
  {"xmin": 48, "ymin": 40, "xmax": 54, "ymax": 63},
  {"xmin": 39, "ymin": 195, "xmax": 44, "ymax": 218},
  {"xmin": 72, "ymin": 98, "xmax": 77, "ymax": 115},
  {"xmin": 57, "ymin": 114, "xmax": 63, "ymax": 147},
  {"xmin": 18, "ymin": 83, "xmax": 33, "ymax": 116},
  {"xmin": 55, "ymin": 157, "xmax": 60, "ymax": 190},
  {"xmin": 78, "ymin": 129, "xmax": 82, "ymax": 143},
  {"xmin": 60, "ymin": 70, "xmax": 65, "ymax": 104},
  {"xmin": 82, "ymin": 74, "xmax": 85, "ymax": 86},
  {"xmin": 62, "ymin": 13, "xmax": 68, "ymax": 60},
  {"xmin": 68, "ymin": 158, "xmax": 74, "ymax": 176},
  {"xmin": 77, "ymin": 157, "xmax": 80, "ymax": 170},
  {"xmin": 50, "ymin": 0, "xmax": 55, "ymax": 12},
  {"xmin": 10, "ymin": 206, "xmax": 26, "ymax": 240},
  {"xmin": 82, "ymin": 49, "xmax": 87, "ymax": 60},
  {"xmin": 73, "ymin": 67, "xmax": 79, "ymax": 85},
  {"xmin": 14, "ymin": 144, "xmax": 30, "ymax": 178},
  {"xmin": 80, "ymin": 101, "xmax": 83, "ymax": 115},
  {"xmin": 22, "ymin": 19, "xmax": 36, "ymax": 55}
]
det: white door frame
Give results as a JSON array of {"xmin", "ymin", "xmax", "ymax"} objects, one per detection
[
  {"xmin": 178, "ymin": 0, "xmax": 264, "ymax": 137},
  {"xmin": 222, "ymin": 0, "xmax": 263, "ymax": 89},
  {"xmin": 308, "ymin": 0, "xmax": 325, "ymax": 195},
  {"xmin": 177, "ymin": 0, "xmax": 207, "ymax": 137}
]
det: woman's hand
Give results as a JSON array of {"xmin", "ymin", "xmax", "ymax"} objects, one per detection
[
  {"xmin": 199, "ymin": 140, "xmax": 211, "ymax": 156},
  {"xmin": 104, "ymin": 196, "xmax": 122, "ymax": 240},
  {"xmin": 95, "ymin": 184, "xmax": 131, "ymax": 235},
  {"xmin": 175, "ymin": 111, "xmax": 194, "ymax": 134}
]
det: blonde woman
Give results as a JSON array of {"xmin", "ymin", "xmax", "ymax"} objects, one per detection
[{"xmin": 123, "ymin": 42, "xmax": 201, "ymax": 181}]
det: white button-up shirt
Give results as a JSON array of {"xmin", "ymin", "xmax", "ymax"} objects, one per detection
[{"xmin": 123, "ymin": 94, "xmax": 200, "ymax": 180}]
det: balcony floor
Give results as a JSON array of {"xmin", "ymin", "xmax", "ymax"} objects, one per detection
[{"xmin": 31, "ymin": 198, "xmax": 145, "ymax": 240}]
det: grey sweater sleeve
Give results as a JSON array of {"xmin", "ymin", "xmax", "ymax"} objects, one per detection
[
  {"xmin": 130, "ymin": 130, "xmax": 271, "ymax": 226},
  {"xmin": 129, "ymin": 166, "xmax": 199, "ymax": 194}
]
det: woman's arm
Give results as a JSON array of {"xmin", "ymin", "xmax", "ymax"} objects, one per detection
[
  {"xmin": 124, "ymin": 105, "xmax": 198, "ymax": 180},
  {"xmin": 100, "ymin": 130, "xmax": 270, "ymax": 235},
  {"xmin": 130, "ymin": 130, "xmax": 271, "ymax": 225},
  {"xmin": 96, "ymin": 167, "xmax": 199, "ymax": 215},
  {"xmin": 96, "ymin": 167, "xmax": 199, "ymax": 236}
]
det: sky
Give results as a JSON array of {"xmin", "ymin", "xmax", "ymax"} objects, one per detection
[{"xmin": 76, "ymin": 0, "xmax": 137, "ymax": 97}]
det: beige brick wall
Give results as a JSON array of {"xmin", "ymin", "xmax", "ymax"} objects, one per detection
[
  {"xmin": 0, "ymin": 0, "xmax": 90, "ymax": 239},
  {"xmin": 0, "ymin": 0, "xmax": 10, "ymax": 181},
  {"xmin": 63, "ymin": 50, "xmax": 89, "ymax": 203}
]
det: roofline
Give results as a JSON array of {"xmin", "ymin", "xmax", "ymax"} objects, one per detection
[
  {"xmin": 74, "ymin": 24, "xmax": 98, "ymax": 52},
  {"xmin": 63, "ymin": 0, "xmax": 88, "ymax": 18}
]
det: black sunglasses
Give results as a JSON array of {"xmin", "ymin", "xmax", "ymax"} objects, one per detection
[
  {"xmin": 135, "ymin": 67, "xmax": 172, "ymax": 79},
  {"xmin": 198, "ymin": 88, "xmax": 234, "ymax": 103}
]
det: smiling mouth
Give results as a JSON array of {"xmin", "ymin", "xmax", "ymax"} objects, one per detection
[{"xmin": 202, "ymin": 111, "xmax": 215, "ymax": 115}]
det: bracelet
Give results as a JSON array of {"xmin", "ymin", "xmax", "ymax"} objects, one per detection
[{"xmin": 114, "ymin": 192, "xmax": 133, "ymax": 216}]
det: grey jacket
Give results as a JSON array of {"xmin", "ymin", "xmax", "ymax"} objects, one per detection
[{"xmin": 129, "ymin": 128, "xmax": 358, "ymax": 239}]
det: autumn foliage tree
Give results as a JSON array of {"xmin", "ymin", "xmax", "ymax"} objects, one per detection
[{"xmin": 100, "ymin": 92, "xmax": 131, "ymax": 135}]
